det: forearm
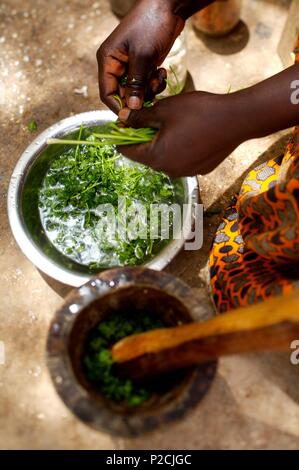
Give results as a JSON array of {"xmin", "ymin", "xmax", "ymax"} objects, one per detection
[{"xmin": 232, "ymin": 64, "xmax": 299, "ymax": 141}]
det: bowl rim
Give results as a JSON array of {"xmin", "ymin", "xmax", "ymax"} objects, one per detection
[{"xmin": 7, "ymin": 110, "xmax": 199, "ymax": 287}]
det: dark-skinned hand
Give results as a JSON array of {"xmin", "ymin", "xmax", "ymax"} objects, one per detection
[
  {"xmin": 97, "ymin": 0, "xmax": 213, "ymax": 113},
  {"xmin": 97, "ymin": 0, "xmax": 184, "ymax": 112},
  {"xmin": 117, "ymin": 64, "xmax": 299, "ymax": 177},
  {"xmin": 117, "ymin": 91, "xmax": 249, "ymax": 177}
]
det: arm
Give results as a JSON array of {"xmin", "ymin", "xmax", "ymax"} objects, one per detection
[
  {"xmin": 242, "ymin": 63, "xmax": 299, "ymax": 140},
  {"xmin": 97, "ymin": 0, "xmax": 216, "ymax": 113},
  {"xmin": 117, "ymin": 64, "xmax": 299, "ymax": 177}
]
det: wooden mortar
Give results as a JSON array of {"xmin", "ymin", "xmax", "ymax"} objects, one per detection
[{"xmin": 46, "ymin": 267, "xmax": 217, "ymax": 436}]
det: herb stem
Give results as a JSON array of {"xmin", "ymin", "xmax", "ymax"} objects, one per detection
[
  {"xmin": 71, "ymin": 181, "xmax": 102, "ymax": 199},
  {"xmin": 47, "ymin": 138, "xmax": 102, "ymax": 146},
  {"xmin": 75, "ymin": 125, "xmax": 84, "ymax": 162}
]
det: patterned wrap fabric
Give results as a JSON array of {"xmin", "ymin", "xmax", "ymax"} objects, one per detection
[{"xmin": 209, "ymin": 43, "xmax": 299, "ymax": 312}]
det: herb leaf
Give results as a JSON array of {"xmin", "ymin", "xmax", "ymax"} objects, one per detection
[
  {"xmin": 39, "ymin": 125, "xmax": 176, "ymax": 269},
  {"xmin": 27, "ymin": 120, "xmax": 38, "ymax": 132},
  {"xmin": 84, "ymin": 310, "xmax": 165, "ymax": 406}
]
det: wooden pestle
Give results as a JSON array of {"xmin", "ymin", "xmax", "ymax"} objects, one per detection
[{"xmin": 112, "ymin": 291, "xmax": 299, "ymax": 380}]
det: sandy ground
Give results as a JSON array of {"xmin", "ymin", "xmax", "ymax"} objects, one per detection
[{"xmin": 1, "ymin": 0, "xmax": 299, "ymax": 449}]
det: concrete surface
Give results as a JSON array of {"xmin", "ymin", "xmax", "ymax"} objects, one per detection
[{"xmin": 1, "ymin": 0, "xmax": 299, "ymax": 449}]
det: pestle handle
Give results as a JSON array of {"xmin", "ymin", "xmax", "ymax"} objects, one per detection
[{"xmin": 112, "ymin": 291, "xmax": 299, "ymax": 380}]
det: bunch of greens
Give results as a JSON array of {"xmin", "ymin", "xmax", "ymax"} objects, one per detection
[
  {"xmin": 84, "ymin": 310, "xmax": 164, "ymax": 406},
  {"xmin": 40, "ymin": 126, "xmax": 175, "ymax": 269},
  {"xmin": 47, "ymin": 66, "xmax": 184, "ymax": 149},
  {"xmin": 114, "ymin": 65, "xmax": 184, "ymax": 109},
  {"xmin": 47, "ymin": 122, "xmax": 157, "ymax": 148}
]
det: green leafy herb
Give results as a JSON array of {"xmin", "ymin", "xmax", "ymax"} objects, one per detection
[
  {"xmin": 113, "ymin": 94, "xmax": 124, "ymax": 109},
  {"xmin": 143, "ymin": 100, "xmax": 154, "ymax": 108},
  {"xmin": 40, "ymin": 125, "xmax": 176, "ymax": 269},
  {"xmin": 27, "ymin": 119, "xmax": 38, "ymax": 132},
  {"xmin": 47, "ymin": 122, "xmax": 157, "ymax": 147},
  {"xmin": 84, "ymin": 310, "xmax": 165, "ymax": 406},
  {"xmin": 164, "ymin": 65, "xmax": 184, "ymax": 96},
  {"xmin": 119, "ymin": 75, "xmax": 128, "ymax": 87}
]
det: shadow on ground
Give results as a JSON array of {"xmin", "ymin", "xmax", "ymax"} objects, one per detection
[{"xmin": 193, "ymin": 20, "xmax": 250, "ymax": 55}]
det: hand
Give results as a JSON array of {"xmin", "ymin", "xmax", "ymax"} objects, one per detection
[
  {"xmin": 118, "ymin": 63, "xmax": 299, "ymax": 177},
  {"xmin": 118, "ymin": 91, "xmax": 251, "ymax": 177},
  {"xmin": 97, "ymin": 0, "xmax": 186, "ymax": 113}
]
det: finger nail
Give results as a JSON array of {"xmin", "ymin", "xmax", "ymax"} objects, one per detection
[
  {"xmin": 128, "ymin": 96, "xmax": 141, "ymax": 109},
  {"xmin": 118, "ymin": 108, "xmax": 131, "ymax": 123}
]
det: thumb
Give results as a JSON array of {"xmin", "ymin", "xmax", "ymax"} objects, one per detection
[
  {"xmin": 118, "ymin": 105, "xmax": 159, "ymax": 129},
  {"xmin": 125, "ymin": 56, "xmax": 153, "ymax": 110}
]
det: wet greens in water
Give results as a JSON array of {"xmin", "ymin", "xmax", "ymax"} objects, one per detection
[
  {"xmin": 83, "ymin": 310, "xmax": 164, "ymax": 406},
  {"xmin": 39, "ymin": 127, "xmax": 176, "ymax": 269}
]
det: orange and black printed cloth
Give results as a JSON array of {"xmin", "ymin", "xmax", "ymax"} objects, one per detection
[{"xmin": 209, "ymin": 52, "xmax": 299, "ymax": 313}]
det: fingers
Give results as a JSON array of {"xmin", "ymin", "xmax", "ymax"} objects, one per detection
[
  {"xmin": 97, "ymin": 46, "xmax": 127, "ymax": 114},
  {"xmin": 118, "ymin": 104, "xmax": 160, "ymax": 129},
  {"xmin": 118, "ymin": 134, "xmax": 168, "ymax": 173},
  {"xmin": 118, "ymin": 138, "xmax": 182, "ymax": 178},
  {"xmin": 97, "ymin": 41, "xmax": 165, "ymax": 113},
  {"xmin": 146, "ymin": 68, "xmax": 167, "ymax": 101},
  {"xmin": 100, "ymin": 73, "xmax": 122, "ymax": 113},
  {"xmin": 125, "ymin": 54, "xmax": 156, "ymax": 110},
  {"xmin": 117, "ymin": 141, "xmax": 155, "ymax": 167}
]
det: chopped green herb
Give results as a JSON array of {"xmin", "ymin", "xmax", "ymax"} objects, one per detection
[
  {"xmin": 27, "ymin": 119, "xmax": 38, "ymax": 132},
  {"xmin": 164, "ymin": 65, "xmax": 184, "ymax": 96},
  {"xmin": 143, "ymin": 100, "xmax": 154, "ymax": 108},
  {"xmin": 83, "ymin": 310, "xmax": 165, "ymax": 406},
  {"xmin": 119, "ymin": 75, "xmax": 128, "ymax": 87},
  {"xmin": 113, "ymin": 94, "xmax": 124, "ymax": 110},
  {"xmin": 40, "ymin": 125, "xmax": 176, "ymax": 269}
]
